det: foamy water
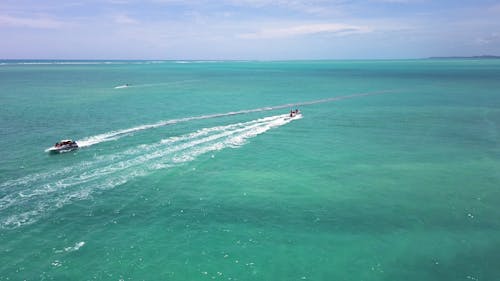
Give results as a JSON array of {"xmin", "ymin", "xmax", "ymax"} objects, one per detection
[
  {"xmin": 2, "ymin": 114, "xmax": 300, "ymax": 229},
  {"xmin": 71, "ymin": 92, "xmax": 385, "ymax": 150}
]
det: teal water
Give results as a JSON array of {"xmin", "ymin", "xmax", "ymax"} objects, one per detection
[{"xmin": 1, "ymin": 60, "xmax": 499, "ymax": 280}]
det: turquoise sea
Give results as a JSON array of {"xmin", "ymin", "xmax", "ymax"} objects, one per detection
[{"xmin": 1, "ymin": 59, "xmax": 499, "ymax": 280}]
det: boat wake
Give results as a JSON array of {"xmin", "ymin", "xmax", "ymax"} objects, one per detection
[
  {"xmin": 6, "ymin": 90, "xmax": 391, "ymax": 229},
  {"xmin": 113, "ymin": 80, "xmax": 202, "ymax": 89},
  {"xmin": 75, "ymin": 90, "xmax": 391, "ymax": 149},
  {"xmin": 1, "ymin": 114, "xmax": 299, "ymax": 229}
]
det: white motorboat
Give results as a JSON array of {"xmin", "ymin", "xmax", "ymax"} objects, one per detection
[{"xmin": 47, "ymin": 139, "xmax": 79, "ymax": 153}]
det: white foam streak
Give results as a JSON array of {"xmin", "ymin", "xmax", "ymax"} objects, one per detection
[
  {"xmin": 1, "ymin": 114, "xmax": 298, "ymax": 229},
  {"xmin": 129, "ymin": 80, "xmax": 202, "ymax": 88},
  {"xmin": 73, "ymin": 90, "xmax": 390, "ymax": 149},
  {"xmin": 64, "ymin": 241, "xmax": 85, "ymax": 252},
  {"xmin": 9, "ymin": 116, "xmax": 278, "ymax": 195}
]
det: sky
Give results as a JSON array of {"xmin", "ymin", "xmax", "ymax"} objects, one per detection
[{"xmin": 1, "ymin": 0, "xmax": 499, "ymax": 60}]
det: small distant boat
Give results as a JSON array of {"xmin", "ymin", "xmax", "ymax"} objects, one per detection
[
  {"xmin": 47, "ymin": 139, "xmax": 79, "ymax": 153},
  {"xmin": 114, "ymin": 83, "xmax": 130, "ymax": 89}
]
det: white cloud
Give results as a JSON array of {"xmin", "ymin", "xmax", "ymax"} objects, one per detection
[
  {"xmin": 239, "ymin": 23, "xmax": 371, "ymax": 39},
  {"xmin": 228, "ymin": 0, "xmax": 345, "ymax": 15},
  {"xmin": 0, "ymin": 14, "xmax": 64, "ymax": 29},
  {"xmin": 113, "ymin": 14, "xmax": 139, "ymax": 24},
  {"xmin": 474, "ymin": 33, "xmax": 500, "ymax": 46}
]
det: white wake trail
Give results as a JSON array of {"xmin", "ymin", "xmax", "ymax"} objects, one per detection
[
  {"xmin": 73, "ymin": 90, "xmax": 392, "ymax": 149},
  {"xmin": 1, "ymin": 114, "xmax": 298, "ymax": 229}
]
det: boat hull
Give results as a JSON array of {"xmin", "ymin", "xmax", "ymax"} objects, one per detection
[{"xmin": 47, "ymin": 145, "xmax": 79, "ymax": 154}]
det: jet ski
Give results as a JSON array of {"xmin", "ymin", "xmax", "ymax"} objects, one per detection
[
  {"xmin": 289, "ymin": 109, "xmax": 301, "ymax": 118},
  {"xmin": 47, "ymin": 139, "xmax": 79, "ymax": 153}
]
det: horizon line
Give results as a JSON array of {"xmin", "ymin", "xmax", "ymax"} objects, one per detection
[{"xmin": 1, "ymin": 55, "xmax": 499, "ymax": 62}]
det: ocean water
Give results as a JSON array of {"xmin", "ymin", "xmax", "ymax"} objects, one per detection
[{"xmin": 0, "ymin": 59, "xmax": 499, "ymax": 280}]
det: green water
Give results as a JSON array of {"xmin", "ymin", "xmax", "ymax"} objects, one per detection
[{"xmin": 1, "ymin": 60, "xmax": 499, "ymax": 280}]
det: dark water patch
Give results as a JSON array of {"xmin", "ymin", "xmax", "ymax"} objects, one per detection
[{"xmin": 383, "ymin": 239, "xmax": 500, "ymax": 281}]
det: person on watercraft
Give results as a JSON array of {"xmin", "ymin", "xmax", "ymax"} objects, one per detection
[{"xmin": 54, "ymin": 140, "xmax": 76, "ymax": 147}]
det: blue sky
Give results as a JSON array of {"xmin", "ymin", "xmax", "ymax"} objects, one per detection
[{"xmin": 1, "ymin": 0, "xmax": 499, "ymax": 59}]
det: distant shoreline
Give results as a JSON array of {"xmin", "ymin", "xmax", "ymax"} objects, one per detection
[{"xmin": 427, "ymin": 55, "xmax": 500, "ymax": 60}]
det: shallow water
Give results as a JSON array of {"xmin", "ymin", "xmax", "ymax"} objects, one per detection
[{"xmin": 1, "ymin": 59, "xmax": 499, "ymax": 280}]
